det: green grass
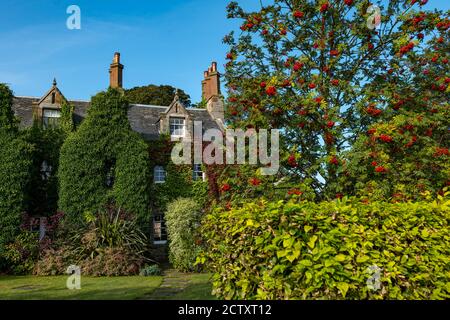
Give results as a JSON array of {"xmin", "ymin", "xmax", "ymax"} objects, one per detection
[
  {"xmin": 172, "ymin": 273, "xmax": 216, "ymax": 300},
  {"xmin": 0, "ymin": 276, "xmax": 163, "ymax": 300}
]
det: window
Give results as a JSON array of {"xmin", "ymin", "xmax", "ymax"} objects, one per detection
[
  {"xmin": 153, "ymin": 214, "xmax": 167, "ymax": 244},
  {"xmin": 43, "ymin": 109, "xmax": 61, "ymax": 128},
  {"xmin": 169, "ymin": 117, "xmax": 185, "ymax": 138},
  {"xmin": 154, "ymin": 166, "xmax": 166, "ymax": 184},
  {"xmin": 193, "ymin": 164, "xmax": 205, "ymax": 181},
  {"xmin": 41, "ymin": 161, "xmax": 52, "ymax": 180}
]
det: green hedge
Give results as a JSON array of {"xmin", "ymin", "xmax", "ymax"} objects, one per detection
[
  {"xmin": 0, "ymin": 130, "xmax": 33, "ymax": 257},
  {"xmin": 199, "ymin": 195, "xmax": 450, "ymax": 300},
  {"xmin": 166, "ymin": 198, "xmax": 202, "ymax": 272},
  {"xmin": 58, "ymin": 88, "xmax": 150, "ymax": 223},
  {"xmin": 0, "ymin": 84, "xmax": 33, "ymax": 260}
]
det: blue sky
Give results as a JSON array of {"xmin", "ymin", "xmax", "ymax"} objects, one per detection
[
  {"xmin": 0, "ymin": 0, "xmax": 238, "ymax": 103},
  {"xmin": 0, "ymin": 0, "xmax": 448, "ymax": 103}
]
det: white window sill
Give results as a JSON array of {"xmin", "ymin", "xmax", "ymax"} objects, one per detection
[
  {"xmin": 154, "ymin": 240, "xmax": 167, "ymax": 245},
  {"xmin": 154, "ymin": 181, "xmax": 166, "ymax": 184}
]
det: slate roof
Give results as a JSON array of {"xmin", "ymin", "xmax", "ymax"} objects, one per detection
[{"xmin": 12, "ymin": 96, "xmax": 220, "ymax": 140}]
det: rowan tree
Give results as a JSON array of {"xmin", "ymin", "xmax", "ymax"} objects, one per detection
[{"xmin": 221, "ymin": 0, "xmax": 448, "ymax": 199}]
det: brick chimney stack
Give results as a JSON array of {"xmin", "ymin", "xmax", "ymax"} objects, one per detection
[
  {"xmin": 109, "ymin": 52, "xmax": 124, "ymax": 89},
  {"xmin": 202, "ymin": 62, "xmax": 224, "ymax": 124},
  {"xmin": 202, "ymin": 62, "xmax": 221, "ymax": 102}
]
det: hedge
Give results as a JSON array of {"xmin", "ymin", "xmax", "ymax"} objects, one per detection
[
  {"xmin": 199, "ymin": 195, "xmax": 450, "ymax": 300},
  {"xmin": 58, "ymin": 88, "xmax": 150, "ymax": 223},
  {"xmin": 0, "ymin": 84, "xmax": 33, "ymax": 260},
  {"xmin": 166, "ymin": 198, "xmax": 202, "ymax": 272},
  {"xmin": 0, "ymin": 130, "xmax": 33, "ymax": 257}
]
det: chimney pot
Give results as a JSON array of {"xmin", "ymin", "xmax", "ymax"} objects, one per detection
[{"xmin": 202, "ymin": 61, "xmax": 221, "ymax": 102}]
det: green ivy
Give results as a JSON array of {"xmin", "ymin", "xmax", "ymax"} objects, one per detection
[
  {"xmin": 0, "ymin": 84, "xmax": 33, "ymax": 262},
  {"xmin": 0, "ymin": 83, "xmax": 18, "ymax": 131},
  {"xmin": 0, "ymin": 131, "xmax": 33, "ymax": 260},
  {"xmin": 58, "ymin": 88, "xmax": 151, "ymax": 224}
]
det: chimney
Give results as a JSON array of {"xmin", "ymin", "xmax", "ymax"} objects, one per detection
[
  {"xmin": 202, "ymin": 61, "xmax": 221, "ymax": 102},
  {"xmin": 202, "ymin": 62, "xmax": 224, "ymax": 124},
  {"xmin": 109, "ymin": 52, "xmax": 124, "ymax": 88}
]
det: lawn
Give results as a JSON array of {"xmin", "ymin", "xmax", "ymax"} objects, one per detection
[
  {"xmin": 172, "ymin": 273, "xmax": 216, "ymax": 300},
  {"xmin": 0, "ymin": 276, "xmax": 163, "ymax": 300},
  {"xmin": 0, "ymin": 273, "xmax": 216, "ymax": 300}
]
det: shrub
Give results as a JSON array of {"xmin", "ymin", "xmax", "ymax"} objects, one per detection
[
  {"xmin": 0, "ymin": 130, "xmax": 33, "ymax": 260},
  {"xmin": 166, "ymin": 198, "xmax": 203, "ymax": 272},
  {"xmin": 3, "ymin": 231, "xmax": 39, "ymax": 275},
  {"xmin": 58, "ymin": 88, "xmax": 150, "ymax": 224},
  {"xmin": 35, "ymin": 206, "xmax": 150, "ymax": 276},
  {"xmin": 140, "ymin": 264, "xmax": 162, "ymax": 276},
  {"xmin": 79, "ymin": 247, "xmax": 144, "ymax": 276},
  {"xmin": 34, "ymin": 246, "xmax": 75, "ymax": 276},
  {"xmin": 70, "ymin": 206, "xmax": 149, "ymax": 260},
  {"xmin": 199, "ymin": 195, "xmax": 450, "ymax": 300}
]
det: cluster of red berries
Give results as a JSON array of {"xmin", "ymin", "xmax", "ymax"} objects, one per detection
[
  {"xmin": 399, "ymin": 42, "xmax": 415, "ymax": 55},
  {"xmin": 249, "ymin": 178, "xmax": 261, "ymax": 186},
  {"xmin": 329, "ymin": 156, "xmax": 339, "ymax": 166},
  {"xmin": 379, "ymin": 134, "xmax": 393, "ymax": 143},
  {"xmin": 288, "ymin": 189, "xmax": 303, "ymax": 196},
  {"xmin": 434, "ymin": 148, "xmax": 449, "ymax": 157},
  {"xmin": 288, "ymin": 155, "xmax": 297, "ymax": 167},
  {"xmin": 266, "ymin": 86, "xmax": 277, "ymax": 96},
  {"xmin": 366, "ymin": 106, "xmax": 382, "ymax": 117},
  {"xmin": 293, "ymin": 10, "xmax": 304, "ymax": 18}
]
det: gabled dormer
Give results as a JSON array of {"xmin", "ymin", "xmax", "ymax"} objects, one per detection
[
  {"xmin": 32, "ymin": 78, "xmax": 67, "ymax": 128},
  {"xmin": 159, "ymin": 90, "xmax": 193, "ymax": 140}
]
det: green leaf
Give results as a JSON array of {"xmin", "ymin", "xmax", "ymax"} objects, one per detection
[
  {"xmin": 307, "ymin": 235, "xmax": 318, "ymax": 249},
  {"xmin": 356, "ymin": 255, "xmax": 370, "ymax": 263},
  {"xmin": 337, "ymin": 282, "xmax": 349, "ymax": 298},
  {"xmin": 335, "ymin": 254, "xmax": 347, "ymax": 262}
]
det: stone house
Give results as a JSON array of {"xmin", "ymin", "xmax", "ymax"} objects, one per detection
[{"xmin": 11, "ymin": 52, "xmax": 225, "ymax": 247}]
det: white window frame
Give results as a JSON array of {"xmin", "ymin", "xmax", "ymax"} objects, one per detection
[
  {"xmin": 193, "ymin": 164, "xmax": 206, "ymax": 181},
  {"xmin": 169, "ymin": 117, "xmax": 186, "ymax": 138},
  {"xmin": 153, "ymin": 214, "xmax": 167, "ymax": 245},
  {"xmin": 43, "ymin": 109, "xmax": 61, "ymax": 128},
  {"xmin": 154, "ymin": 166, "xmax": 166, "ymax": 184}
]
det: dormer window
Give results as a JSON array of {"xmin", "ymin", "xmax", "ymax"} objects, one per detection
[
  {"xmin": 169, "ymin": 117, "xmax": 186, "ymax": 138},
  {"xmin": 43, "ymin": 109, "xmax": 61, "ymax": 128}
]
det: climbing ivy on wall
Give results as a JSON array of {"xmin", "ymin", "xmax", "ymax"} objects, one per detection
[
  {"xmin": 149, "ymin": 136, "xmax": 209, "ymax": 211},
  {"xmin": 0, "ymin": 84, "xmax": 33, "ymax": 258},
  {"xmin": 22, "ymin": 124, "xmax": 66, "ymax": 217},
  {"xmin": 58, "ymin": 88, "xmax": 151, "ymax": 224}
]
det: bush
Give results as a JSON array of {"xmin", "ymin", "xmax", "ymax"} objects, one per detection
[
  {"xmin": 199, "ymin": 195, "xmax": 450, "ymax": 300},
  {"xmin": 35, "ymin": 206, "xmax": 150, "ymax": 276},
  {"xmin": 79, "ymin": 247, "xmax": 144, "ymax": 276},
  {"xmin": 0, "ymin": 130, "xmax": 33, "ymax": 260},
  {"xmin": 166, "ymin": 198, "xmax": 203, "ymax": 272},
  {"xmin": 58, "ymin": 88, "xmax": 150, "ymax": 224},
  {"xmin": 34, "ymin": 246, "xmax": 75, "ymax": 276},
  {"xmin": 140, "ymin": 264, "xmax": 162, "ymax": 276},
  {"xmin": 3, "ymin": 231, "xmax": 39, "ymax": 275}
]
